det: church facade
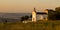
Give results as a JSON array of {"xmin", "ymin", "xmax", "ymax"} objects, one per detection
[{"xmin": 32, "ymin": 8, "xmax": 48, "ymax": 22}]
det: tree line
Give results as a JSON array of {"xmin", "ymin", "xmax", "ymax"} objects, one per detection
[{"xmin": 48, "ymin": 7, "xmax": 60, "ymax": 20}]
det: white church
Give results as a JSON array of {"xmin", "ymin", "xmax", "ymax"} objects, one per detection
[
  {"xmin": 22, "ymin": 8, "xmax": 48, "ymax": 23},
  {"xmin": 32, "ymin": 8, "xmax": 48, "ymax": 22}
]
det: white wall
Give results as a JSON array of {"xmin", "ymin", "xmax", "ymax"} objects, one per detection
[{"xmin": 36, "ymin": 14, "xmax": 47, "ymax": 20}]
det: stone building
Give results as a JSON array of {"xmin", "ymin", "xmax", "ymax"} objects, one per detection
[{"xmin": 32, "ymin": 8, "xmax": 48, "ymax": 22}]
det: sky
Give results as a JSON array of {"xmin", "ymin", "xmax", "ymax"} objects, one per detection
[{"xmin": 0, "ymin": 0, "xmax": 60, "ymax": 13}]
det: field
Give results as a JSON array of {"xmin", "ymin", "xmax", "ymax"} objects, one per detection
[{"xmin": 0, "ymin": 20, "xmax": 60, "ymax": 30}]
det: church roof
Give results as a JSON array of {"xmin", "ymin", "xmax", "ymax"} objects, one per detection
[{"xmin": 37, "ymin": 12, "xmax": 47, "ymax": 15}]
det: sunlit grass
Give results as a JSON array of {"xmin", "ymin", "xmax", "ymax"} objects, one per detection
[{"xmin": 0, "ymin": 20, "xmax": 60, "ymax": 30}]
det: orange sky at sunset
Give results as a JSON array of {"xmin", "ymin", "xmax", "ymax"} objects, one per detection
[{"xmin": 0, "ymin": 0, "xmax": 60, "ymax": 13}]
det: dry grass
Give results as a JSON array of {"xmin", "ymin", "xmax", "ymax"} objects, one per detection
[{"xmin": 0, "ymin": 20, "xmax": 60, "ymax": 30}]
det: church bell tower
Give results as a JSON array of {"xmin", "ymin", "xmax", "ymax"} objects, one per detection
[{"xmin": 32, "ymin": 8, "xmax": 36, "ymax": 22}]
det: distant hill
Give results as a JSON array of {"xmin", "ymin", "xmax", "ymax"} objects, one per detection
[
  {"xmin": 0, "ymin": 13, "xmax": 31, "ymax": 18},
  {"xmin": 0, "ymin": 13, "xmax": 31, "ymax": 22}
]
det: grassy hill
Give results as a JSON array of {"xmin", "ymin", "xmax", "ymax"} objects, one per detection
[{"xmin": 0, "ymin": 20, "xmax": 60, "ymax": 30}]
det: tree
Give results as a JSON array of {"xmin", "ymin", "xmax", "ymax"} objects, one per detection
[
  {"xmin": 20, "ymin": 16, "xmax": 25, "ymax": 21},
  {"xmin": 47, "ymin": 7, "xmax": 60, "ymax": 20},
  {"xmin": 24, "ymin": 15, "xmax": 29, "ymax": 20},
  {"xmin": 20, "ymin": 15, "xmax": 29, "ymax": 21},
  {"xmin": 55, "ymin": 7, "xmax": 60, "ymax": 20},
  {"xmin": 55, "ymin": 7, "xmax": 60, "ymax": 14},
  {"xmin": 55, "ymin": 7, "xmax": 60, "ymax": 12},
  {"xmin": 47, "ymin": 9, "xmax": 56, "ymax": 20}
]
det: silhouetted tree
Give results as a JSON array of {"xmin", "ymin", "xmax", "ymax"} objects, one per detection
[
  {"xmin": 55, "ymin": 7, "xmax": 60, "ymax": 20},
  {"xmin": 55, "ymin": 7, "xmax": 60, "ymax": 13},
  {"xmin": 48, "ymin": 7, "xmax": 60, "ymax": 20},
  {"xmin": 21, "ymin": 16, "xmax": 25, "ymax": 21},
  {"xmin": 24, "ymin": 15, "xmax": 29, "ymax": 20},
  {"xmin": 47, "ymin": 9, "xmax": 56, "ymax": 20},
  {"xmin": 20, "ymin": 15, "xmax": 29, "ymax": 21}
]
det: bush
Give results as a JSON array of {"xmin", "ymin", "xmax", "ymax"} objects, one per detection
[{"xmin": 20, "ymin": 15, "xmax": 29, "ymax": 21}]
